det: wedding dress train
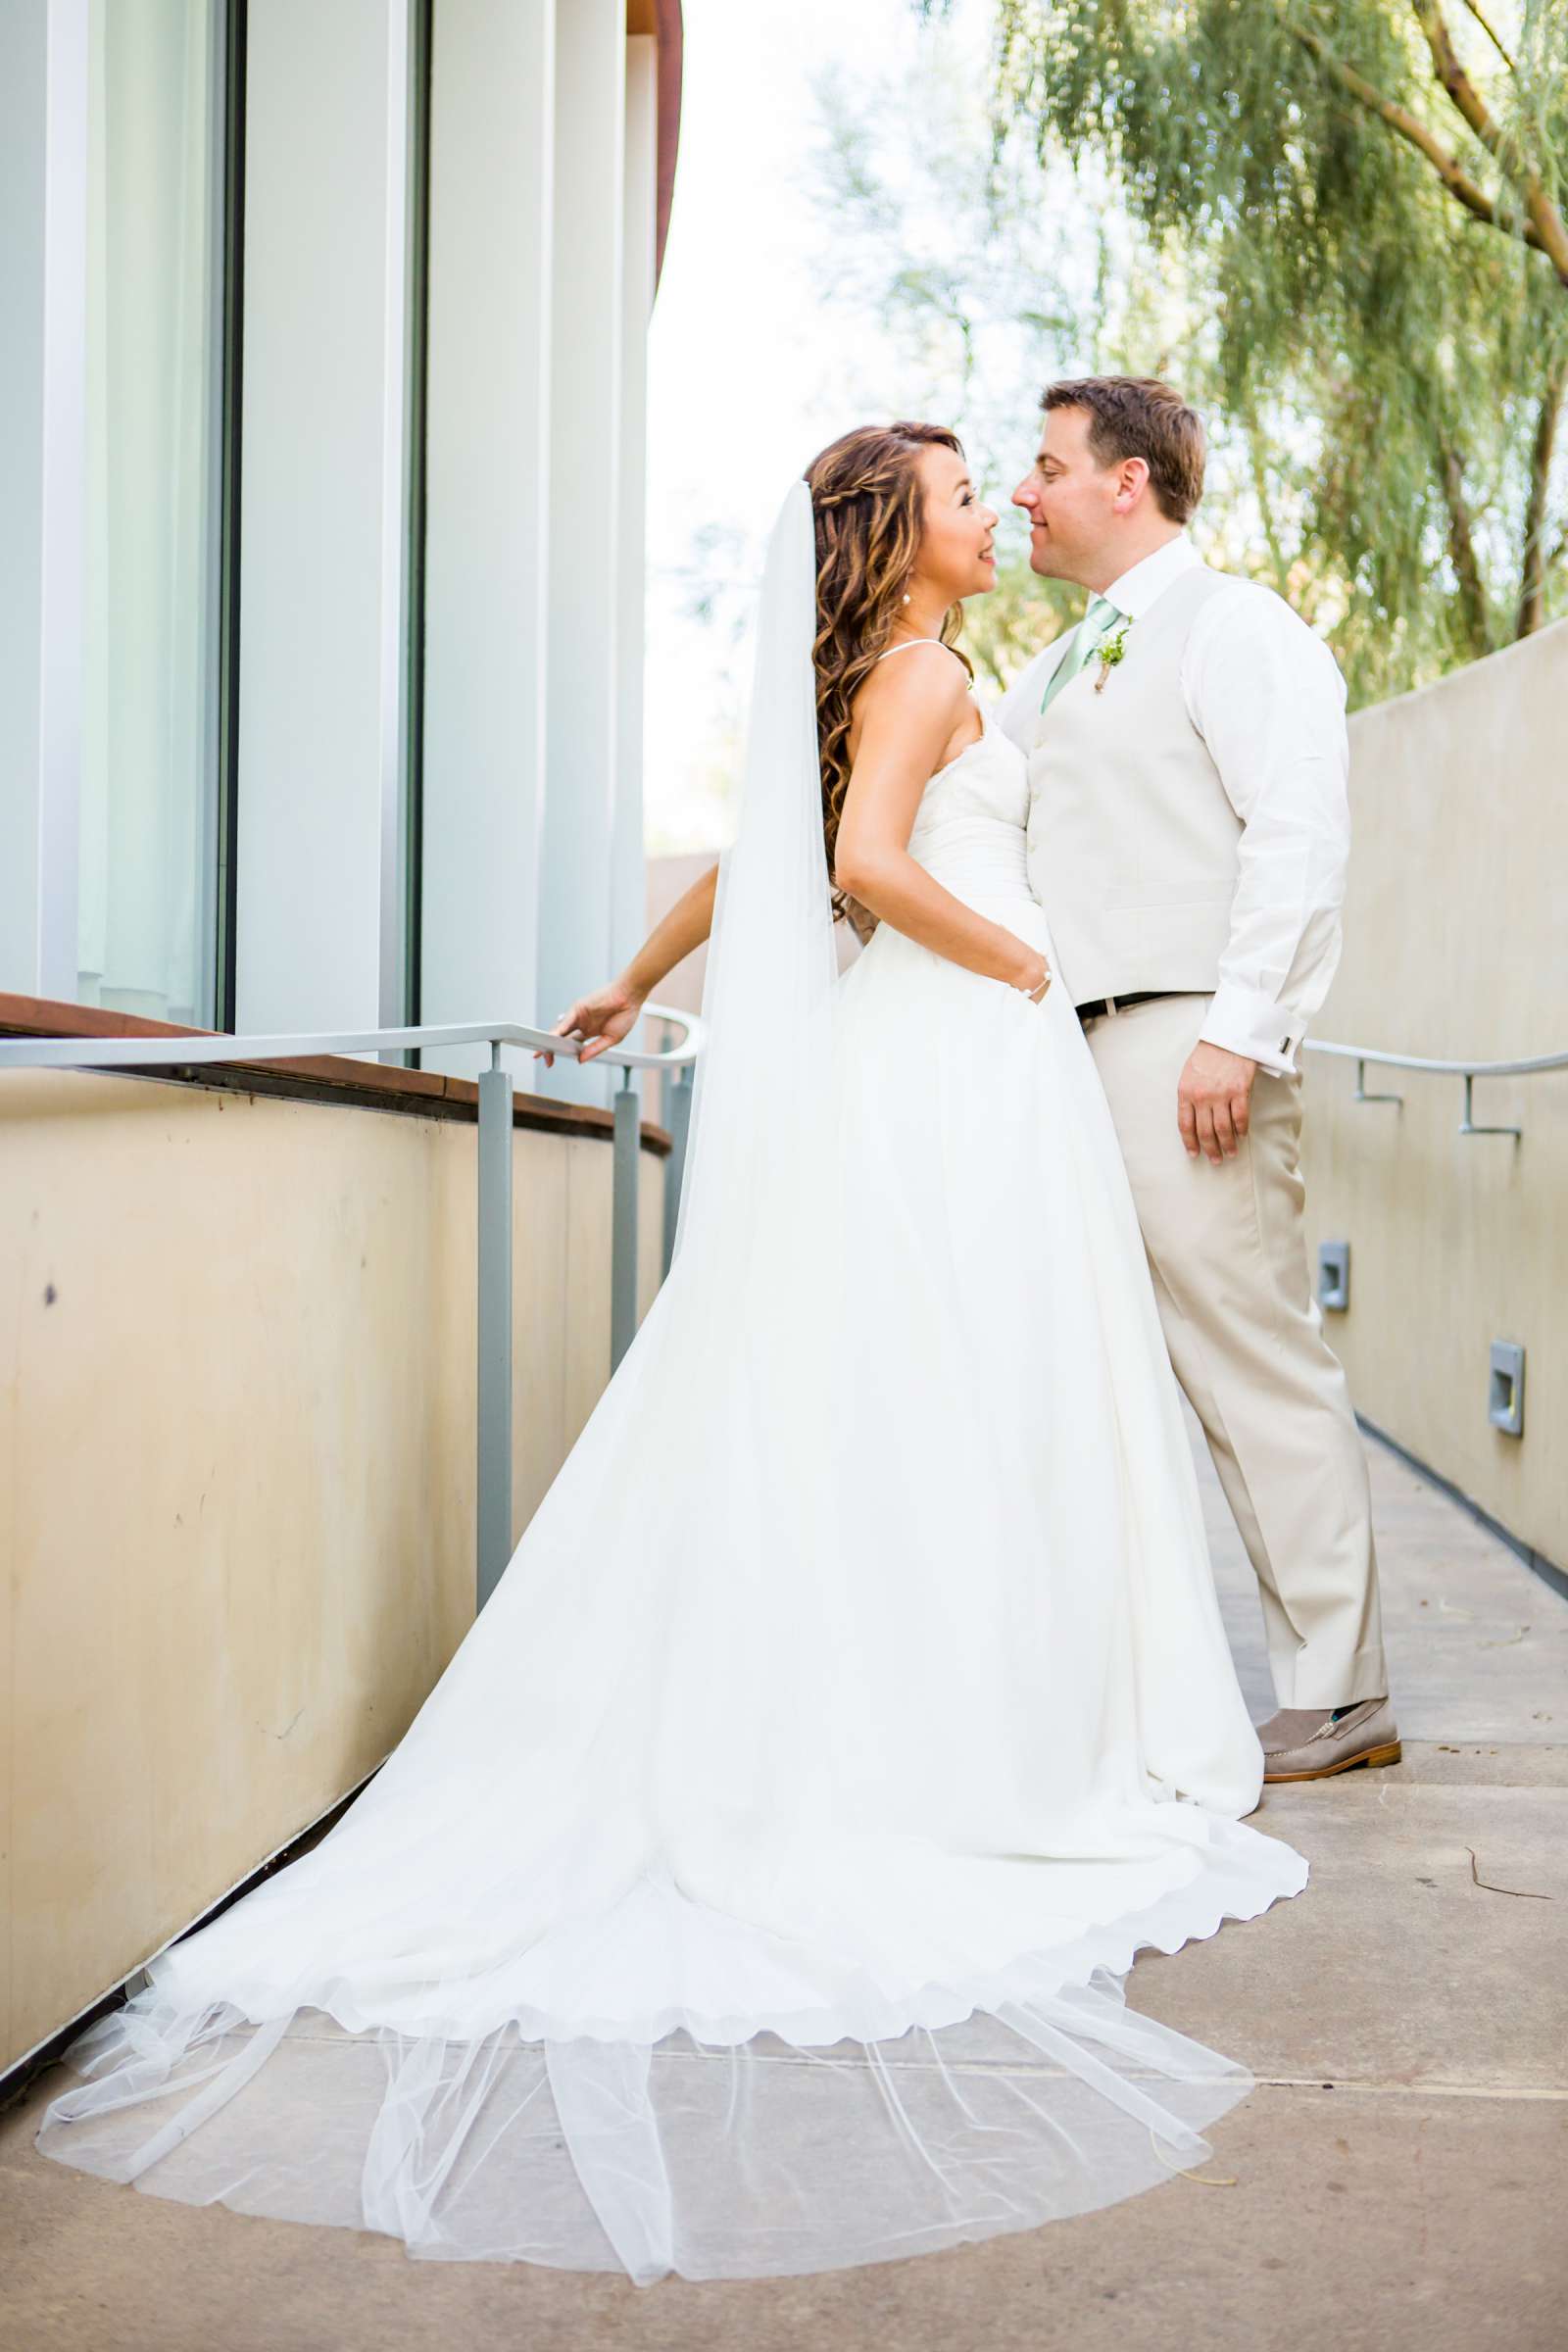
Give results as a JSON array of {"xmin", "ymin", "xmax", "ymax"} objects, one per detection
[{"xmin": 36, "ymin": 484, "xmax": 1307, "ymax": 2281}]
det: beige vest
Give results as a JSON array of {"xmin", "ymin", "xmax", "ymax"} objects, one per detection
[{"xmin": 1024, "ymin": 564, "xmax": 1242, "ymax": 1004}]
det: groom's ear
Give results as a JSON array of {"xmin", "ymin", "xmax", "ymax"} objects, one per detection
[{"xmin": 1111, "ymin": 455, "xmax": 1152, "ymax": 512}]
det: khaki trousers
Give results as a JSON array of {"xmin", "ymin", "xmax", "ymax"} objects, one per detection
[{"xmin": 1082, "ymin": 993, "xmax": 1388, "ymax": 1709}]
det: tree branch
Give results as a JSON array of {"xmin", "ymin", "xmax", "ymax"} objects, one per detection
[
  {"xmin": 1434, "ymin": 434, "xmax": 1493, "ymax": 655},
  {"xmin": 1412, "ymin": 1, "xmax": 1568, "ymax": 283},
  {"xmin": 1461, "ymin": 0, "xmax": 1514, "ymax": 74},
  {"xmin": 1518, "ymin": 355, "xmax": 1567, "ymax": 635},
  {"xmin": 1240, "ymin": 395, "xmax": 1293, "ymax": 597},
  {"xmin": 1282, "ymin": 15, "xmax": 1550, "ymax": 261}
]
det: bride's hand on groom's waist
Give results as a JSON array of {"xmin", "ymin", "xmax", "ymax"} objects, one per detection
[
  {"xmin": 1177, "ymin": 1041, "xmax": 1258, "ymax": 1163},
  {"xmin": 1001, "ymin": 943, "xmax": 1052, "ymax": 1001}
]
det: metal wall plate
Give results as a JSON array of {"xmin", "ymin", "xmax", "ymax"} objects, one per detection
[
  {"xmin": 1317, "ymin": 1239, "xmax": 1350, "ymax": 1313},
  {"xmin": 1489, "ymin": 1341, "xmax": 1526, "ymax": 1437}
]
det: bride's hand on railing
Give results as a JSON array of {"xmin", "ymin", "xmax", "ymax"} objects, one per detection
[{"xmin": 535, "ymin": 980, "xmax": 647, "ymax": 1068}]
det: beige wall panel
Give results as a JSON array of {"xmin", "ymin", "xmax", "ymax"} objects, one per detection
[
  {"xmin": 0, "ymin": 1069, "xmax": 664, "ymax": 2069},
  {"xmin": 1302, "ymin": 618, "xmax": 1567, "ymax": 1569},
  {"xmin": 0, "ymin": 1406, "xmax": 10, "ymax": 2055}
]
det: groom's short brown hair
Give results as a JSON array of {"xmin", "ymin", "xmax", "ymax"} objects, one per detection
[{"xmin": 1040, "ymin": 376, "xmax": 1206, "ymax": 524}]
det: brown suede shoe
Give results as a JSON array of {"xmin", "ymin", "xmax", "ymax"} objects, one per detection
[{"xmin": 1258, "ymin": 1697, "xmax": 1401, "ymax": 1783}]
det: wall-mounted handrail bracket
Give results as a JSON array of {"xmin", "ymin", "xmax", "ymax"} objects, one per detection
[
  {"xmin": 1307, "ymin": 1038, "xmax": 1561, "ymax": 1144},
  {"xmin": 1352, "ymin": 1056, "xmax": 1403, "ymax": 1108},
  {"xmin": 1458, "ymin": 1071, "xmax": 1522, "ymax": 1143}
]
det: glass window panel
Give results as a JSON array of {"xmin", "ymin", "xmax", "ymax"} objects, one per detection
[{"xmin": 80, "ymin": 0, "xmax": 223, "ymax": 1026}]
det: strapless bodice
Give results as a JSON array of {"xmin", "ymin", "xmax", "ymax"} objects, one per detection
[{"xmin": 906, "ymin": 695, "xmax": 1032, "ymax": 906}]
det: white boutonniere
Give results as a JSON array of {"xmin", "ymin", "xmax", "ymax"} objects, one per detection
[{"xmin": 1094, "ymin": 616, "xmax": 1134, "ymax": 692}]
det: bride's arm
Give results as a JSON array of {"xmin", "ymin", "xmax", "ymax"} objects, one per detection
[
  {"xmin": 536, "ymin": 863, "xmax": 717, "ymax": 1067},
  {"xmin": 541, "ymin": 654, "xmax": 1048, "ymax": 1069},
  {"xmin": 833, "ymin": 657, "xmax": 1051, "ymax": 995}
]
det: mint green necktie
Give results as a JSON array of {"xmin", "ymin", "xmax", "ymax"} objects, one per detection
[{"xmin": 1039, "ymin": 593, "xmax": 1122, "ymax": 714}]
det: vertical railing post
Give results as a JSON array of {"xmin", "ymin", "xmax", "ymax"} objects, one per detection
[
  {"xmin": 476, "ymin": 1041, "xmax": 514, "ymax": 1611},
  {"xmin": 611, "ymin": 1064, "xmax": 639, "ymax": 1370},
  {"xmin": 662, "ymin": 1054, "xmax": 693, "ymax": 1278}
]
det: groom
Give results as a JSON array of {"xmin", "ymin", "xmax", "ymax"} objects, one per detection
[{"xmin": 996, "ymin": 375, "xmax": 1397, "ymax": 1784}]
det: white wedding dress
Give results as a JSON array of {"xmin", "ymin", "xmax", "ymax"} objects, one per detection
[{"xmin": 37, "ymin": 485, "xmax": 1307, "ymax": 2282}]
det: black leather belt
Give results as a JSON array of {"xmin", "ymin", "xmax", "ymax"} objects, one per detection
[{"xmin": 1074, "ymin": 989, "xmax": 1199, "ymax": 1023}]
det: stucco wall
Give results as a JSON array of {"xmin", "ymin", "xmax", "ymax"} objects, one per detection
[
  {"xmin": 0, "ymin": 1067, "xmax": 664, "ymax": 2071},
  {"xmin": 1302, "ymin": 617, "xmax": 1567, "ymax": 1571}
]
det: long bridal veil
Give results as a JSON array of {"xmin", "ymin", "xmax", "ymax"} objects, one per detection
[
  {"xmin": 668, "ymin": 478, "xmax": 838, "ymax": 1271},
  {"xmin": 36, "ymin": 481, "xmax": 1306, "ymax": 2282}
]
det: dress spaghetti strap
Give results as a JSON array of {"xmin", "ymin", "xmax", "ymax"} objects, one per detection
[
  {"xmin": 870, "ymin": 635, "xmax": 984, "ymax": 748},
  {"xmin": 874, "ymin": 637, "xmax": 965, "ymax": 666}
]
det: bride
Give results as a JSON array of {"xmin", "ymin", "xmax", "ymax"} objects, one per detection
[{"xmin": 36, "ymin": 422, "xmax": 1307, "ymax": 2284}]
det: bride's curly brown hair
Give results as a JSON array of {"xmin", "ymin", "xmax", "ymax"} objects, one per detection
[{"xmin": 805, "ymin": 423, "xmax": 974, "ymax": 935}]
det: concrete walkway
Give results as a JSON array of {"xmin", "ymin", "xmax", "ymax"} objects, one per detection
[{"xmin": 4, "ymin": 1429, "xmax": 1564, "ymax": 2351}]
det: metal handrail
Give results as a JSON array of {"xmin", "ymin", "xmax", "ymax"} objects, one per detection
[
  {"xmin": 0, "ymin": 1013, "xmax": 700, "ymax": 1074},
  {"xmin": 1304, "ymin": 1038, "xmax": 1568, "ymax": 1141},
  {"xmin": 0, "ymin": 1004, "xmax": 704, "ymax": 1609},
  {"xmin": 15, "ymin": 995, "xmax": 1550, "ymax": 1609}
]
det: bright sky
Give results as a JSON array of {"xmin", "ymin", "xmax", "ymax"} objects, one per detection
[{"xmin": 643, "ymin": 0, "xmax": 989, "ymax": 849}]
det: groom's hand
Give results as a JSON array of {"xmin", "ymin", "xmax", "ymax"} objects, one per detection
[{"xmin": 1177, "ymin": 1042, "xmax": 1257, "ymax": 1163}]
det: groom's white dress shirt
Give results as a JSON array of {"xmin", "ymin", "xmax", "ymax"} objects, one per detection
[{"xmin": 995, "ymin": 534, "xmax": 1350, "ymax": 1076}]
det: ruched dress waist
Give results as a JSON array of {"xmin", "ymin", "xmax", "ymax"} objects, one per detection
[{"xmin": 907, "ymin": 815, "xmax": 1034, "ymax": 908}]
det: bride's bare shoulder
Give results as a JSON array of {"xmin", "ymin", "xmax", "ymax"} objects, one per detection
[{"xmin": 848, "ymin": 640, "xmax": 970, "ymax": 754}]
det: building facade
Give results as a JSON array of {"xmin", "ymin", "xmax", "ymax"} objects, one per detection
[{"xmin": 0, "ymin": 0, "xmax": 681, "ymax": 1098}]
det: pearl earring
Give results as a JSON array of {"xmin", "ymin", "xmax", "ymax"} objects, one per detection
[{"xmin": 902, "ymin": 592, "xmax": 911, "ymax": 606}]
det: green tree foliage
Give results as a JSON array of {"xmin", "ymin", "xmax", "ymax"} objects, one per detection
[
  {"xmin": 965, "ymin": 0, "xmax": 1568, "ymax": 697},
  {"xmin": 808, "ymin": 49, "xmax": 1217, "ymax": 690}
]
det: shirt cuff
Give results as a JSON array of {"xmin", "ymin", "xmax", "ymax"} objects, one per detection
[{"xmin": 1200, "ymin": 982, "xmax": 1304, "ymax": 1076}]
